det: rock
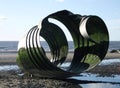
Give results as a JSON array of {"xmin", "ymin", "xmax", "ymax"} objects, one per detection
[{"xmin": 110, "ymin": 49, "xmax": 120, "ymax": 53}]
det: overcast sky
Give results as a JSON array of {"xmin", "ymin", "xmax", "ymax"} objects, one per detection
[{"xmin": 0, "ymin": 0, "xmax": 120, "ymax": 41}]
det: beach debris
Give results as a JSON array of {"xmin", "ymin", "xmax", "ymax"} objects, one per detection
[{"xmin": 17, "ymin": 10, "xmax": 109, "ymax": 78}]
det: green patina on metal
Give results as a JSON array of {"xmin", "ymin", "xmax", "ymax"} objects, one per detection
[{"xmin": 17, "ymin": 10, "xmax": 109, "ymax": 78}]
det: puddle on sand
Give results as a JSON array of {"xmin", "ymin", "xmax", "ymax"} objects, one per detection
[
  {"xmin": 0, "ymin": 65, "xmax": 19, "ymax": 71},
  {"xmin": 80, "ymin": 83, "xmax": 120, "ymax": 88},
  {"xmin": 71, "ymin": 73, "xmax": 120, "ymax": 83},
  {"xmin": 71, "ymin": 73, "xmax": 120, "ymax": 88}
]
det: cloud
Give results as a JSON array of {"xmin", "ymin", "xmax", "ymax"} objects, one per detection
[
  {"xmin": 56, "ymin": 0, "xmax": 65, "ymax": 2},
  {"xmin": 0, "ymin": 16, "xmax": 7, "ymax": 21},
  {"xmin": 0, "ymin": 16, "xmax": 7, "ymax": 26}
]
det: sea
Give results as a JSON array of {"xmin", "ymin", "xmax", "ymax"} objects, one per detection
[{"xmin": 0, "ymin": 41, "xmax": 120, "ymax": 52}]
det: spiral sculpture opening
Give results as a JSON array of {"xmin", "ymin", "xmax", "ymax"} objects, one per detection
[{"xmin": 17, "ymin": 10, "xmax": 109, "ymax": 78}]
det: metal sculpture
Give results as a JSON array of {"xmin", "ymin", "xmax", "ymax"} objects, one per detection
[{"xmin": 17, "ymin": 10, "xmax": 109, "ymax": 78}]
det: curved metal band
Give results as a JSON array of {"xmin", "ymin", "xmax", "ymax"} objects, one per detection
[{"xmin": 17, "ymin": 10, "xmax": 109, "ymax": 78}]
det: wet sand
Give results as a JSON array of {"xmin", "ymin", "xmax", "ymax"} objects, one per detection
[
  {"xmin": 0, "ymin": 52, "xmax": 120, "ymax": 64},
  {"xmin": 0, "ymin": 52, "xmax": 120, "ymax": 88}
]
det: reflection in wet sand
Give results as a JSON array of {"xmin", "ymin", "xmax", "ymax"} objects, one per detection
[{"xmin": 80, "ymin": 83, "xmax": 120, "ymax": 88}]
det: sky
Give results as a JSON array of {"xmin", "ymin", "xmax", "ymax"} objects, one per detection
[{"xmin": 0, "ymin": 0, "xmax": 120, "ymax": 41}]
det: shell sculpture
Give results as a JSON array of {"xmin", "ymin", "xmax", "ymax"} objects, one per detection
[{"xmin": 17, "ymin": 10, "xmax": 109, "ymax": 78}]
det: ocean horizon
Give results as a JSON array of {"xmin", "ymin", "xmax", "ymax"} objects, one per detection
[{"xmin": 0, "ymin": 41, "xmax": 120, "ymax": 53}]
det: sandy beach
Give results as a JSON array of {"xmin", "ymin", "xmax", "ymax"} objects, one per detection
[
  {"xmin": 0, "ymin": 52, "xmax": 120, "ymax": 64},
  {"xmin": 0, "ymin": 52, "xmax": 120, "ymax": 88}
]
